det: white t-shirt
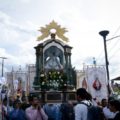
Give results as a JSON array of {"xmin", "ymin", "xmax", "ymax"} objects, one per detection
[
  {"xmin": 74, "ymin": 100, "xmax": 90, "ymax": 120},
  {"xmin": 103, "ymin": 106, "xmax": 115, "ymax": 119}
]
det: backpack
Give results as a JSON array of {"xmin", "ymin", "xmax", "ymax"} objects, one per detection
[
  {"xmin": 79, "ymin": 102, "xmax": 103, "ymax": 120},
  {"xmin": 60, "ymin": 103, "xmax": 75, "ymax": 120}
]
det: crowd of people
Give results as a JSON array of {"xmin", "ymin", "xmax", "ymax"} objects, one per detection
[
  {"xmin": 74, "ymin": 88, "xmax": 120, "ymax": 120},
  {"xmin": 0, "ymin": 88, "xmax": 120, "ymax": 120}
]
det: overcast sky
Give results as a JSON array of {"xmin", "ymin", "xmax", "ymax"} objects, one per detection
[{"xmin": 0, "ymin": 0, "xmax": 120, "ymax": 79}]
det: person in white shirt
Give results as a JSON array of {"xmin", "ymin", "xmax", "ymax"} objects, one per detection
[
  {"xmin": 103, "ymin": 106, "xmax": 115, "ymax": 119},
  {"xmin": 74, "ymin": 88, "xmax": 90, "ymax": 120},
  {"xmin": 102, "ymin": 98, "xmax": 116, "ymax": 120}
]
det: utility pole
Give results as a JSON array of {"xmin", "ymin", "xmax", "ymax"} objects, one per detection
[
  {"xmin": 0, "ymin": 57, "xmax": 7, "ymax": 120},
  {"xmin": 0, "ymin": 57, "xmax": 7, "ymax": 77},
  {"xmin": 99, "ymin": 30, "xmax": 110, "ymax": 95},
  {"xmin": 99, "ymin": 31, "xmax": 120, "ymax": 96}
]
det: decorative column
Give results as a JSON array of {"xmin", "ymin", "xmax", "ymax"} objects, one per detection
[
  {"xmin": 68, "ymin": 53, "xmax": 72, "ymax": 85},
  {"xmin": 68, "ymin": 53, "xmax": 71, "ymax": 67},
  {"xmin": 34, "ymin": 44, "xmax": 44, "ymax": 90},
  {"xmin": 64, "ymin": 52, "xmax": 68, "ymax": 70},
  {"xmin": 64, "ymin": 46, "xmax": 72, "ymax": 86}
]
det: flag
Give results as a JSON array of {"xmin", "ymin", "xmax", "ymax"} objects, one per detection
[{"xmin": 86, "ymin": 66, "xmax": 108, "ymax": 101}]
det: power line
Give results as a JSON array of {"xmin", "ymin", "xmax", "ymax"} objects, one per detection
[
  {"xmin": 111, "ymin": 26, "xmax": 120, "ymax": 37},
  {"xmin": 106, "ymin": 26, "xmax": 120, "ymax": 61},
  {"xmin": 107, "ymin": 35, "xmax": 120, "ymax": 41},
  {"xmin": 97, "ymin": 36, "xmax": 120, "ymax": 61},
  {"xmin": 96, "ymin": 37, "xmax": 120, "ymax": 64},
  {"xmin": 109, "ymin": 43, "xmax": 120, "ymax": 60},
  {"xmin": 96, "ymin": 26, "xmax": 120, "ymax": 63},
  {"xmin": 107, "ymin": 38, "xmax": 120, "ymax": 56}
]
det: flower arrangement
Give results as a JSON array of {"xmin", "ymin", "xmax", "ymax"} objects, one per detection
[{"xmin": 40, "ymin": 70, "xmax": 67, "ymax": 91}]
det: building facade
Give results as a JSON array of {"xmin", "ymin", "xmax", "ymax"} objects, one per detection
[{"xmin": 6, "ymin": 65, "xmax": 36, "ymax": 97}]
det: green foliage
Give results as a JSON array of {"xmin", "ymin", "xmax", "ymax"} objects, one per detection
[{"xmin": 113, "ymin": 87, "xmax": 120, "ymax": 94}]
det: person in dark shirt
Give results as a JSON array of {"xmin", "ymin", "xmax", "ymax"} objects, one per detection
[
  {"xmin": 9, "ymin": 100, "xmax": 26, "ymax": 120},
  {"xmin": 109, "ymin": 99, "xmax": 120, "ymax": 120}
]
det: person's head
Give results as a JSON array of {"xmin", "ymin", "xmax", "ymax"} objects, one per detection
[
  {"xmin": 31, "ymin": 95, "xmax": 40, "ymax": 107},
  {"xmin": 21, "ymin": 97, "xmax": 26, "ymax": 103},
  {"xmin": 101, "ymin": 98, "xmax": 108, "ymax": 107},
  {"xmin": 86, "ymin": 92, "xmax": 92, "ymax": 101},
  {"xmin": 76, "ymin": 88, "xmax": 87, "ymax": 101},
  {"xmin": 13, "ymin": 100, "xmax": 22, "ymax": 109},
  {"xmin": 109, "ymin": 99, "xmax": 120, "ymax": 112}
]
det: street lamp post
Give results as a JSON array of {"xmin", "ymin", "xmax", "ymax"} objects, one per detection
[
  {"xmin": 0, "ymin": 57, "xmax": 7, "ymax": 77},
  {"xmin": 99, "ymin": 30, "xmax": 110, "ymax": 95}
]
